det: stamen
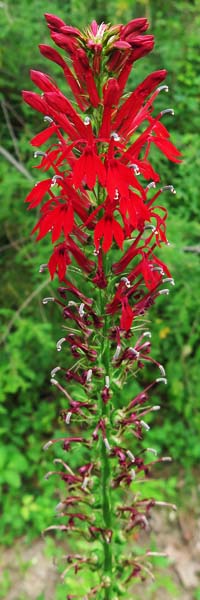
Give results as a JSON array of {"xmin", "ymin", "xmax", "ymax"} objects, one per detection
[
  {"xmin": 104, "ymin": 438, "xmax": 111, "ymax": 452},
  {"xmin": 152, "ymin": 405, "xmax": 160, "ymax": 411},
  {"xmin": 147, "ymin": 551, "xmax": 168, "ymax": 557},
  {"xmin": 130, "ymin": 468, "xmax": 136, "ymax": 480},
  {"xmin": 158, "ymin": 289, "xmax": 170, "ymax": 295},
  {"xmin": 160, "ymin": 108, "xmax": 174, "ymax": 117},
  {"xmin": 65, "ymin": 412, "xmax": 72, "ymax": 425},
  {"xmin": 114, "ymin": 189, "xmax": 119, "ymax": 200},
  {"xmin": 86, "ymin": 369, "xmax": 93, "ymax": 383},
  {"xmin": 56, "ymin": 337, "xmax": 66, "ymax": 352},
  {"xmin": 146, "ymin": 181, "xmax": 156, "ymax": 189},
  {"xmin": 68, "ymin": 300, "xmax": 77, "ymax": 307},
  {"xmin": 81, "ymin": 477, "xmax": 89, "ymax": 491},
  {"xmin": 105, "ymin": 375, "xmax": 110, "ymax": 389},
  {"xmin": 79, "ymin": 303, "xmax": 85, "ymax": 317},
  {"xmin": 126, "ymin": 450, "xmax": 135, "ymax": 463},
  {"xmin": 144, "ymin": 224, "xmax": 156, "ymax": 232},
  {"xmin": 43, "ymin": 440, "xmax": 53, "ymax": 451},
  {"xmin": 129, "ymin": 163, "xmax": 140, "ymax": 175},
  {"xmin": 142, "ymin": 331, "xmax": 152, "ymax": 338},
  {"xmin": 51, "ymin": 366, "xmax": 61, "ymax": 378},
  {"xmin": 156, "ymin": 377, "xmax": 167, "ymax": 385},
  {"xmin": 162, "ymin": 277, "xmax": 175, "ymax": 286},
  {"xmin": 34, "ymin": 151, "xmax": 47, "ymax": 158},
  {"xmin": 159, "ymin": 364, "xmax": 166, "ymax": 377},
  {"xmin": 44, "ymin": 471, "xmax": 53, "ymax": 479},
  {"xmin": 42, "ymin": 297, "xmax": 55, "ymax": 304},
  {"xmin": 155, "ymin": 501, "xmax": 177, "ymax": 510},
  {"xmin": 50, "ymin": 378, "xmax": 59, "ymax": 386},
  {"xmin": 129, "ymin": 347, "xmax": 140, "ymax": 359},
  {"xmin": 55, "ymin": 502, "xmax": 66, "ymax": 512},
  {"xmin": 146, "ymin": 448, "xmax": 157, "ymax": 456},
  {"xmin": 51, "ymin": 174, "xmax": 63, "ymax": 186},
  {"xmin": 152, "ymin": 266, "xmax": 164, "ymax": 274},
  {"xmin": 121, "ymin": 276, "xmax": 131, "ymax": 288},
  {"xmin": 161, "ymin": 185, "xmax": 176, "ymax": 194},
  {"xmin": 140, "ymin": 420, "xmax": 150, "ymax": 431},
  {"xmin": 39, "ymin": 263, "xmax": 48, "ymax": 273},
  {"xmin": 110, "ymin": 131, "xmax": 121, "ymax": 141},
  {"xmin": 113, "ymin": 345, "xmax": 121, "ymax": 361},
  {"xmin": 44, "ymin": 116, "xmax": 54, "ymax": 123},
  {"xmin": 161, "ymin": 456, "xmax": 172, "ymax": 462},
  {"xmin": 157, "ymin": 85, "xmax": 169, "ymax": 93}
]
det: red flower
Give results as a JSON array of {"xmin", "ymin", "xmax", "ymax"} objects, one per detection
[
  {"xmin": 32, "ymin": 201, "xmax": 74, "ymax": 243},
  {"xmin": 25, "ymin": 178, "xmax": 52, "ymax": 208},
  {"xmin": 48, "ymin": 243, "xmax": 71, "ymax": 280},
  {"xmin": 72, "ymin": 146, "xmax": 106, "ymax": 190},
  {"xmin": 94, "ymin": 208, "xmax": 124, "ymax": 252},
  {"xmin": 120, "ymin": 297, "xmax": 134, "ymax": 331}
]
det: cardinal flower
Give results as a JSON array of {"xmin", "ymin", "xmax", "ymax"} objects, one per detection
[
  {"xmin": 48, "ymin": 242, "xmax": 71, "ymax": 280},
  {"xmin": 72, "ymin": 145, "xmax": 106, "ymax": 190},
  {"xmin": 94, "ymin": 206, "xmax": 124, "ymax": 252},
  {"xmin": 32, "ymin": 201, "xmax": 74, "ymax": 243}
]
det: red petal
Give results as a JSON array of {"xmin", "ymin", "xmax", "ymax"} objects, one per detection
[
  {"xmin": 30, "ymin": 124, "xmax": 57, "ymax": 147},
  {"xmin": 112, "ymin": 220, "xmax": 124, "ymax": 249},
  {"xmin": 102, "ymin": 219, "xmax": 113, "ymax": 252},
  {"xmin": 150, "ymin": 136, "xmax": 182, "ymax": 162},
  {"xmin": 63, "ymin": 204, "xmax": 74, "ymax": 237},
  {"xmin": 94, "ymin": 218, "xmax": 105, "ymax": 250},
  {"xmin": 25, "ymin": 179, "xmax": 52, "ymax": 206}
]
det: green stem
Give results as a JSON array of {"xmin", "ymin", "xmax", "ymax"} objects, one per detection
[{"xmin": 100, "ymin": 278, "xmax": 113, "ymax": 599}]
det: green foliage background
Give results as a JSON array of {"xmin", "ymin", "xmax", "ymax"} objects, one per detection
[{"xmin": 0, "ymin": 0, "xmax": 200, "ymax": 546}]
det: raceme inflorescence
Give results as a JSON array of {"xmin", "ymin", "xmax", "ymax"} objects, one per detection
[{"xmin": 23, "ymin": 13, "xmax": 180, "ymax": 600}]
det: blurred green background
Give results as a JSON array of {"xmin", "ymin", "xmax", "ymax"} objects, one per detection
[{"xmin": 0, "ymin": 0, "xmax": 200, "ymax": 557}]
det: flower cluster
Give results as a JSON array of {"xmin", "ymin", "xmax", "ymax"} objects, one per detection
[{"xmin": 23, "ymin": 13, "xmax": 179, "ymax": 599}]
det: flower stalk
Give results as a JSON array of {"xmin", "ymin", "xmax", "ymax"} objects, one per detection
[{"xmin": 23, "ymin": 12, "xmax": 180, "ymax": 599}]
